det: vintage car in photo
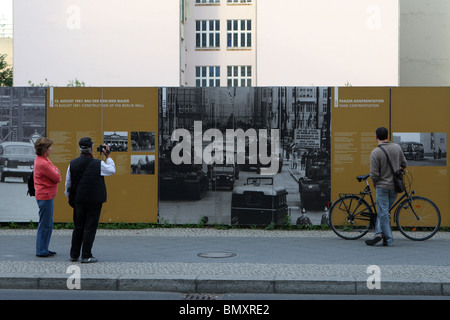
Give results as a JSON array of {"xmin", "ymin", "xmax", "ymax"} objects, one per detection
[
  {"xmin": 0, "ymin": 141, "xmax": 36, "ymax": 183},
  {"xmin": 207, "ymin": 164, "xmax": 236, "ymax": 191},
  {"xmin": 398, "ymin": 142, "xmax": 424, "ymax": 161},
  {"xmin": 231, "ymin": 177, "xmax": 288, "ymax": 226},
  {"xmin": 159, "ymin": 156, "xmax": 209, "ymax": 200},
  {"xmin": 298, "ymin": 157, "xmax": 331, "ymax": 210}
]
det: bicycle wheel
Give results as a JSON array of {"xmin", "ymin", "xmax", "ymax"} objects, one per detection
[
  {"xmin": 329, "ymin": 195, "xmax": 374, "ymax": 240},
  {"xmin": 395, "ymin": 196, "xmax": 441, "ymax": 241}
]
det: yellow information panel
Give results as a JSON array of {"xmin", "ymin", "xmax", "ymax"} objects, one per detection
[
  {"xmin": 332, "ymin": 87, "xmax": 450, "ymax": 227},
  {"xmin": 391, "ymin": 87, "xmax": 450, "ymax": 226},
  {"xmin": 47, "ymin": 87, "xmax": 159, "ymax": 223},
  {"xmin": 331, "ymin": 87, "xmax": 391, "ymax": 201}
]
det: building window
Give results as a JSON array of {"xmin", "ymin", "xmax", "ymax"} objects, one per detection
[
  {"xmin": 196, "ymin": 66, "xmax": 221, "ymax": 87},
  {"xmin": 297, "ymin": 88, "xmax": 314, "ymax": 98},
  {"xmin": 196, "ymin": 20, "xmax": 220, "ymax": 48},
  {"xmin": 227, "ymin": 66, "xmax": 252, "ymax": 87},
  {"xmin": 227, "ymin": 19, "xmax": 251, "ymax": 48},
  {"xmin": 196, "ymin": 0, "xmax": 220, "ymax": 4},
  {"xmin": 227, "ymin": 0, "xmax": 252, "ymax": 3}
]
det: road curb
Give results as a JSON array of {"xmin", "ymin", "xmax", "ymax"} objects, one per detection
[{"xmin": 1, "ymin": 274, "xmax": 449, "ymax": 296}]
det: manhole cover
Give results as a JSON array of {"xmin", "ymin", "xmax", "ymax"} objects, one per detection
[{"xmin": 197, "ymin": 252, "xmax": 236, "ymax": 259}]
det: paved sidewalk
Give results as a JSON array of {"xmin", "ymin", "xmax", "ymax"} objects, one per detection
[{"xmin": 0, "ymin": 228, "xmax": 449, "ymax": 296}]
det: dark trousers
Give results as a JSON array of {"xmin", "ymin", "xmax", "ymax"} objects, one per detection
[{"xmin": 70, "ymin": 203, "xmax": 102, "ymax": 259}]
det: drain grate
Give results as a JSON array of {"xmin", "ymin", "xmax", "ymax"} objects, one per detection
[
  {"xmin": 184, "ymin": 293, "xmax": 222, "ymax": 300},
  {"xmin": 197, "ymin": 252, "xmax": 236, "ymax": 259}
]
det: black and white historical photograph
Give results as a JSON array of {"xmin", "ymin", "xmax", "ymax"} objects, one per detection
[
  {"xmin": 0, "ymin": 87, "xmax": 46, "ymax": 222},
  {"xmin": 131, "ymin": 131, "xmax": 155, "ymax": 152},
  {"xmin": 393, "ymin": 132, "xmax": 447, "ymax": 166},
  {"xmin": 158, "ymin": 87, "xmax": 331, "ymax": 226},
  {"xmin": 104, "ymin": 131, "xmax": 128, "ymax": 152},
  {"xmin": 131, "ymin": 155, "xmax": 155, "ymax": 175}
]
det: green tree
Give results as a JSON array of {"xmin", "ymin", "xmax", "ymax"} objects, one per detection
[
  {"xmin": 67, "ymin": 78, "xmax": 86, "ymax": 87},
  {"xmin": 28, "ymin": 78, "xmax": 86, "ymax": 87},
  {"xmin": 28, "ymin": 78, "xmax": 51, "ymax": 87},
  {"xmin": 0, "ymin": 54, "xmax": 13, "ymax": 87}
]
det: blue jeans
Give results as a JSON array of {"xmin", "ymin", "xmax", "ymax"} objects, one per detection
[
  {"xmin": 36, "ymin": 199, "xmax": 54, "ymax": 255},
  {"xmin": 374, "ymin": 187, "xmax": 397, "ymax": 246}
]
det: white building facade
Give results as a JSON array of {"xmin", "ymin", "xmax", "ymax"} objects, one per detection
[
  {"xmin": 180, "ymin": 0, "xmax": 256, "ymax": 87},
  {"xmin": 10, "ymin": 0, "xmax": 450, "ymax": 87}
]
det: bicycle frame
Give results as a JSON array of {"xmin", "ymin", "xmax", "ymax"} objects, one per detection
[
  {"xmin": 339, "ymin": 177, "xmax": 415, "ymax": 224},
  {"xmin": 330, "ymin": 171, "xmax": 440, "ymax": 241}
]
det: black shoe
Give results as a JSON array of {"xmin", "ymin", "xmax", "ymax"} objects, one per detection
[
  {"xmin": 365, "ymin": 235, "xmax": 383, "ymax": 246},
  {"xmin": 81, "ymin": 256, "xmax": 98, "ymax": 263},
  {"xmin": 36, "ymin": 253, "xmax": 54, "ymax": 258},
  {"xmin": 382, "ymin": 236, "xmax": 393, "ymax": 247},
  {"xmin": 48, "ymin": 251, "xmax": 56, "ymax": 255},
  {"xmin": 70, "ymin": 257, "xmax": 79, "ymax": 262}
]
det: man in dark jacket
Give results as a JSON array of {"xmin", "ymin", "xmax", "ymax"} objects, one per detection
[
  {"xmin": 366, "ymin": 127, "xmax": 407, "ymax": 247},
  {"xmin": 64, "ymin": 137, "xmax": 115, "ymax": 263}
]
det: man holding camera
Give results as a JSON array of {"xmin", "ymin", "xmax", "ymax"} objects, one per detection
[{"xmin": 64, "ymin": 137, "xmax": 115, "ymax": 263}]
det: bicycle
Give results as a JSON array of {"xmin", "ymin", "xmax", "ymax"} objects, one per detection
[{"xmin": 328, "ymin": 171, "xmax": 441, "ymax": 241}]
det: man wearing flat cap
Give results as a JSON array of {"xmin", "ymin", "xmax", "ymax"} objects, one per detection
[{"xmin": 64, "ymin": 137, "xmax": 115, "ymax": 263}]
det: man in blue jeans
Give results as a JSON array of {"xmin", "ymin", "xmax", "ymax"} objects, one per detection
[{"xmin": 367, "ymin": 127, "xmax": 407, "ymax": 246}]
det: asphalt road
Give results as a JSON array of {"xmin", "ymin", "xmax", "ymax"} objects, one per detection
[
  {"xmin": 2, "ymin": 289, "xmax": 449, "ymax": 300},
  {"xmin": 0, "ymin": 178, "xmax": 37, "ymax": 222}
]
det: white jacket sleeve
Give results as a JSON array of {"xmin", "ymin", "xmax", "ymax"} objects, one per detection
[{"xmin": 101, "ymin": 157, "xmax": 116, "ymax": 176}]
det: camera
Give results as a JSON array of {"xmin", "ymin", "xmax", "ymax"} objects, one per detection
[{"xmin": 96, "ymin": 144, "xmax": 111, "ymax": 154}]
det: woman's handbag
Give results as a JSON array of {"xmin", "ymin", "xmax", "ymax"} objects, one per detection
[{"xmin": 378, "ymin": 145, "xmax": 405, "ymax": 193}]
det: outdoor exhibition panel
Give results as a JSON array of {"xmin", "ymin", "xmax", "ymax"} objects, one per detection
[
  {"xmin": 390, "ymin": 87, "xmax": 450, "ymax": 226},
  {"xmin": 330, "ymin": 87, "xmax": 391, "ymax": 212},
  {"xmin": 47, "ymin": 87, "xmax": 159, "ymax": 223},
  {"xmin": 0, "ymin": 86, "xmax": 448, "ymax": 226}
]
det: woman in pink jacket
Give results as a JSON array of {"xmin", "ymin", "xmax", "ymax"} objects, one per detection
[{"xmin": 34, "ymin": 137, "xmax": 61, "ymax": 257}]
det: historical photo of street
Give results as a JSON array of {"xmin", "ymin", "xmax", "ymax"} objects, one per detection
[
  {"xmin": 158, "ymin": 87, "xmax": 331, "ymax": 226},
  {"xmin": 0, "ymin": 87, "xmax": 46, "ymax": 222},
  {"xmin": 393, "ymin": 132, "xmax": 447, "ymax": 166}
]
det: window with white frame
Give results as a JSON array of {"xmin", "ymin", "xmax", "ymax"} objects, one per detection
[
  {"xmin": 227, "ymin": 19, "xmax": 252, "ymax": 48},
  {"xmin": 227, "ymin": 0, "xmax": 252, "ymax": 3},
  {"xmin": 196, "ymin": 20, "xmax": 220, "ymax": 48},
  {"xmin": 227, "ymin": 66, "xmax": 252, "ymax": 87},
  {"xmin": 196, "ymin": 66, "xmax": 221, "ymax": 87},
  {"xmin": 196, "ymin": 0, "xmax": 220, "ymax": 3}
]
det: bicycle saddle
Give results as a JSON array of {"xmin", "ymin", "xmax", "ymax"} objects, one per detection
[{"xmin": 356, "ymin": 174, "xmax": 370, "ymax": 182}]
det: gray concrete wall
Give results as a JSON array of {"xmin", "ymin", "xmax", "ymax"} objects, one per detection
[{"xmin": 400, "ymin": 0, "xmax": 450, "ymax": 86}]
